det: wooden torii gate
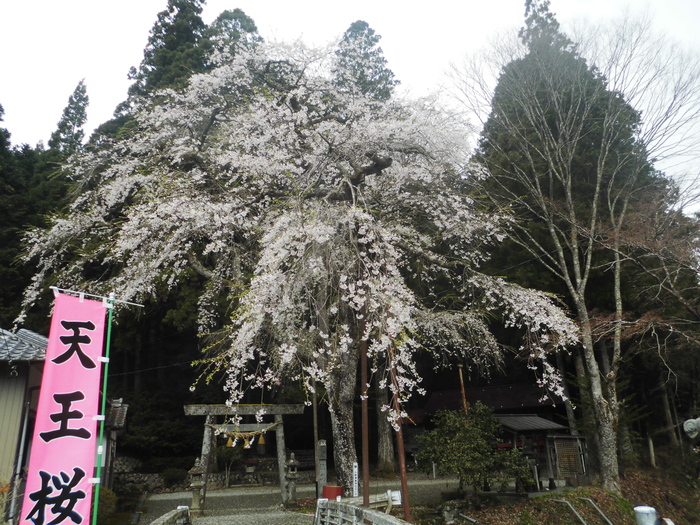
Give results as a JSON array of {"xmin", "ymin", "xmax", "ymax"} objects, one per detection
[{"xmin": 184, "ymin": 404, "xmax": 304, "ymax": 504}]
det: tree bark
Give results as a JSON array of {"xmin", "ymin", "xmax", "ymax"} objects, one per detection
[
  {"xmin": 325, "ymin": 342, "xmax": 359, "ymax": 493},
  {"xmin": 374, "ymin": 370, "xmax": 396, "ymax": 476},
  {"xmin": 617, "ymin": 409, "xmax": 636, "ymax": 472},
  {"xmin": 134, "ymin": 325, "xmax": 143, "ymax": 393},
  {"xmin": 647, "ymin": 429, "xmax": 657, "ymax": 468},
  {"xmin": 660, "ymin": 379, "xmax": 680, "ymax": 448},
  {"xmin": 577, "ymin": 303, "xmax": 621, "ymax": 494}
]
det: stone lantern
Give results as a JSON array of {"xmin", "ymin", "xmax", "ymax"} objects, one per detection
[
  {"xmin": 188, "ymin": 457, "xmax": 205, "ymax": 516},
  {"xmin": 285, "ymin": 452, "xmax": 300, "ymax": 505}
]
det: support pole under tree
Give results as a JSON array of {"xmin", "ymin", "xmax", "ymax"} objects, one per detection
[
  {"xmin": 390, "ymin": 364, "xmax": 412, "ymax": 523},
  {"xmin": 313, "ymin": 378, "xmax": 320, "ymax": 497},
  {"xmin": 458, "ymin": 364, "xmax": 468, "ymax": 417},
  {"xmin": 360, "ymin": 329, "xmax": 370, "ymax": 506}
]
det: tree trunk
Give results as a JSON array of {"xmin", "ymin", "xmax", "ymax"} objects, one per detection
[
  {"xmin": 327, "ymin": 384, "xmax": 358, "ymax": 493},
  {"xmin": 577, "ymin": 304, "xmax": 621, "ymax": 494},
  {"xmin": 573, "ymin": 344, "xmax": 600, "ymax": 470},
  {"xmin": 647, "ymin": 433, "xmax": 657, "ymax": 468},
  {"xmin": 594, "ymin": 397, "xmax": 620, "ymax": 493},
  {"xmin": 374, "ymin": 371, "xmax": 396, "ymax": 476},
  {"xmin": 325, "ymin": 341, "xmax": 359, "ymax": 493},
  {"xmin": 671, "ymin": 396, "xmax": 683, "ymax": 454},
  {"xmin": 660, "ymin": 379, "xmax": 680, "ymax": 448},
  {"xmin": 617, "ymin": 409, "xmax": 636, "ymax": 472},
  {"xmin": 134, "ymin": 326, "xmax": 143, "ymax": 393}
]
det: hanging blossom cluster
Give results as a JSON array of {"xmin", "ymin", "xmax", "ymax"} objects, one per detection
[
  {"xmin": 466, "ymin": 274, "xmax": 579, "ymax": 397},
  {"xmin": 220, "ymin": 205, "xmax": 422, "ymax": 422},
  {"xmin": 18, "ymin": 39, "xmax": 579, "ymax": 422}
]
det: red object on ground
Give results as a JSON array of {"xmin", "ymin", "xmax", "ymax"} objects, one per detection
[{"xmin": 321, "ymin": 486, "xmax": 343, "ymax": 499}]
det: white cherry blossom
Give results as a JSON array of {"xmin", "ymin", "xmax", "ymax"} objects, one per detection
[{"xmin": 19, "ymin": 41, "xmax": 578, "ymax": 489}]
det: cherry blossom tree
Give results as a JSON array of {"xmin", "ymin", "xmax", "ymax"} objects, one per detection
[{"xmin": 19, "ymin": 40, "xmax": 578, "ymax": 489}]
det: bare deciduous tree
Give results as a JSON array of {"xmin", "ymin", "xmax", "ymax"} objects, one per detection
[{"xmin": 451, "ymin": 0, "xmax": 700, "ymax": 494}]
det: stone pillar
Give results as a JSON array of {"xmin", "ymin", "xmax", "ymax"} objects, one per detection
[
  {"xmin": 275, "ymin": 414, "xmax": 287, "ymax": 505},
  {"xmin": 200, "ymin": 414, "xmax": 215, "ymax": 504},
  {"xmin": 317, "ymin": 439, "xmax": 327, "ymax": 497}
]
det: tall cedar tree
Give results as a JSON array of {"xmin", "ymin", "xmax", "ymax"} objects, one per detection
[
  {"xmin": 0, "ymin": 105, "xmax": 30, "ymax": 326},
  {"xmin": 333, "ymin": 21, "xmax": 399, "ymax": 102},
  {"xmin": 95, "ymin": 4, "xmax": 260, "ymax": 144},
  {"xmin": 127, "ymin": 0, "xmax": 207, "ymax": 100},
  {"xmin": 204, "ymin": 8, "xmax": 262, "ymax": 56},
  {"xmin": 48, "ymin": 80, "xmax": 89, "ymax": 156},
  {"xmin": 0, "ymin": 107, "xmax": 72, "ymax": 328},
  {"xmin": 473, "ymin": 0, "xmax": 670, "ymax": 493}
]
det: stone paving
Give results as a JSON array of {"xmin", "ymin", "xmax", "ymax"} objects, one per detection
[{"xmin": 139, "ymin": 476, "xmax": 461, "ymax": 525}]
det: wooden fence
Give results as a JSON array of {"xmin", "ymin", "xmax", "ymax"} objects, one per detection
[{"xmin": 314, "ymin": 498, "xmax": 406, "ymax": 525}]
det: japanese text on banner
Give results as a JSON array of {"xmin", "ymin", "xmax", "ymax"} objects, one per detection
[{"xmin": 22, "ymin": 293, "xmax": 106, "ymax": 525}]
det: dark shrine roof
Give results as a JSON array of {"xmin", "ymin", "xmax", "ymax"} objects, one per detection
[
  {"xmin": 0, "ymin": 328, "xmax": 47, "ymax": 361},
  {"xmin": 495, "ymin": 414, "xmax": 568, "ymax": 433}
]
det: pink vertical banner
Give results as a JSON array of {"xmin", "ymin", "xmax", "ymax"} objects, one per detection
[{"xmin": 22, "ymin": 293, "xmax": 107, "ymax": 525}]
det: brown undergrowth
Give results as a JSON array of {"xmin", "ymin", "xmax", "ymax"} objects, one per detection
[
  {"xmin": 296, "ymin": 455, "xmax": 700, "ymax": 524},
  {"xmin": 410, "ymin": 466, "xmax": 700, "ymax": 525}
]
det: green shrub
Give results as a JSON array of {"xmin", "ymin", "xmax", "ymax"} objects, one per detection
[
  {"xmin": 416, "ymin": 402, "xmax": 531, "ymax": 507},
  {"xmin": 93, "ymin": 487, "xmax": 118, "ymax": 524}
]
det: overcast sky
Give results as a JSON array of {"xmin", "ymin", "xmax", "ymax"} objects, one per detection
[{"xmin": 1, "ymin": 0, "xmax": 699, "ymax": 148}]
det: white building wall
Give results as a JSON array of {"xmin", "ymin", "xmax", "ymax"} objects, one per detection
[{"xmin": 0, "ymin": 370, "xmax": 26, "ymax": 483}]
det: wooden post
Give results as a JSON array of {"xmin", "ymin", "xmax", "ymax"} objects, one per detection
[
  {"xmin": 313, "ymin": 378, "xmax": 320, "ymax": 497},
  {"xmin": 458, "ymin": 364, "xmax": 468, "ymax": 417},
  {"xmin": 390, "ymin": 366, "xmax": 412, "ymax": 523},
  {"xmin": 546, "ymin": 436, "xmax": 556, "ymax": 490}
]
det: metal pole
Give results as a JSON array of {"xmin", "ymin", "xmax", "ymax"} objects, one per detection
[{"xmin": 92, "ymin": 293, "xmax": 114, "ymax": 525}]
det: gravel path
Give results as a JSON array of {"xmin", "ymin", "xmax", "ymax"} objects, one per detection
[{"xmin": 139, "ymin": 476, "xmax": 460, "ymax": 525}]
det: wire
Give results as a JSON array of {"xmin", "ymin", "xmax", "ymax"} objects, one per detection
[{"xmin": 108, "ymin": 360, "xmax": 194, "ymax": 377}]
